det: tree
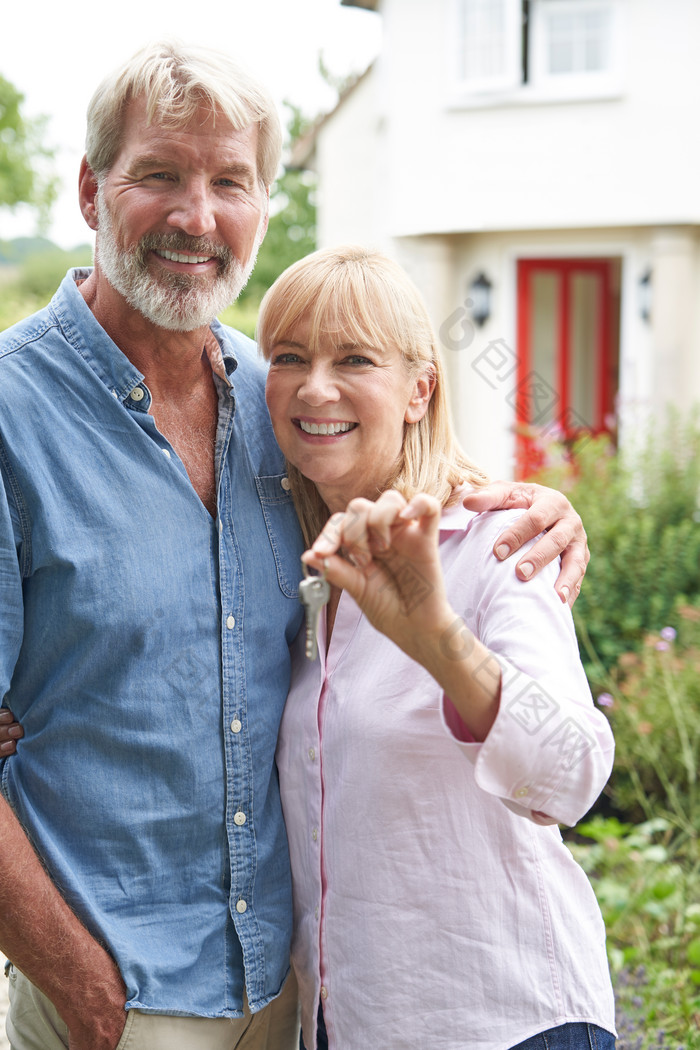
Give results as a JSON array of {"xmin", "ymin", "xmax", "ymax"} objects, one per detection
[
  {"xmin": 236, "ymin": 102, "xmax": 317, "ymax": 307},
  {"xmin": 0, "ymin": 74, "xmax": 57, "ymax": 232}
]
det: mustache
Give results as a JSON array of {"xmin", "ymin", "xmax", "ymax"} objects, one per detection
[{"xmin": 136, "ymin": 233, "xmax": 233, "ymax": 266}]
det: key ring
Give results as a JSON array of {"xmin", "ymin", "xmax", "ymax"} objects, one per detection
[{"xmin": 302, "ymin": 561, "xmax": 327, "ymax": 581}]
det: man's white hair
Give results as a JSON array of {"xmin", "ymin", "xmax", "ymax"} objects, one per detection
[{"xmin": 85, "ymin": 39, "xmax": 282, "ymax": 188}]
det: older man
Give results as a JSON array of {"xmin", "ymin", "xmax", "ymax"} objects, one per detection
[{"xmin": 0, "ymin": 41, "xmax": 588, "ymax": 1050}]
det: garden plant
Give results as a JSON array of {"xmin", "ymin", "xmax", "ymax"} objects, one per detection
[{"xmin": 530, "ymin": 417, "xmax": 700, "ymax": 1047}]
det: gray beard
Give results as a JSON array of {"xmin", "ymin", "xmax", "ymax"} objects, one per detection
[{"xmin": 94, "ymin": 187, "xmax": 261, "ymax": 332}]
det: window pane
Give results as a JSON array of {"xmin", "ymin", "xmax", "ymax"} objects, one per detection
[
  {"xmin": 458, "ymin": 0, "xmax": 508, "ymax": 81},
  {"xmin": 583, "ymin": 12, "xmax": 607, "ymax": 70},
  {"xmin": 544, "ymin": 3, "xmax": 611, "ymax": 75},
  {"xmin": 530, "ymin": 272, "xmax": 559, "ymax": 427},
  {"xmin": 570, "ymin": 273, "xmax": 599, "ymax": 428}
]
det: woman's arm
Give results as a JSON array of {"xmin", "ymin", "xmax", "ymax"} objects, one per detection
[
  {"xmin": 305, "ymin": 491, "xmax": 613, "ymax": 826},
  {"xmin": 304, "ymin": 491, "xmax": 501, "ymax": 741}
]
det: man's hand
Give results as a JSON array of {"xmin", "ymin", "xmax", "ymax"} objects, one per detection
[
  {"xmin": 462, "ymin": 481, "xmax": 589, "ymax": 607},
  {"xmin": 0, "ymin": 707, "xmax": 23, "ymax": 754},
  {"xmin": 63, "ymin": 963, "xmax": 127, "ymax": 1050}
]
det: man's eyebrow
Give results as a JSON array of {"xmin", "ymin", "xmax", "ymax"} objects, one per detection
[
  {"xmin": 216, "ymin": 162, "xmax": 258, "ymax": 181},
  {"xmin": 127, "ymin": 156, "xmax": 257, "ymax": 180}
]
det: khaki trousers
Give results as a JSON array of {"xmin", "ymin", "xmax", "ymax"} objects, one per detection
[{"xmin": 6, "ymin": 963, "xmax": 300, "ymax": 1050}]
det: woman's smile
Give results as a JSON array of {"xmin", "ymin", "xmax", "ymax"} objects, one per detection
[{"xmin": 294, "ymin": 418, "xmax": 359, "ymax": 438}]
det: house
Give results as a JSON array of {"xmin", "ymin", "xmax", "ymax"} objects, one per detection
[{"xmin": 294, "ymin": 0, "xmax": 700, "ymax": 478}]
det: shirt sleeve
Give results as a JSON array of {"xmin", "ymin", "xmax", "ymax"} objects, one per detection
[
  {"xmin": 441, "ymin": 511, "xmax": 614, "ymax": 828},
  {"xmin": 0, "ymin": 449, "xmax": 25, "ymax": 706}
]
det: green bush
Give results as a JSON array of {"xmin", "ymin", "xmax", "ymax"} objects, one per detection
[
  {"xmin": 595, "ymin": 609, "xmax": 700, "ymax": 838},
  {"xmin": 529, "ymin": 413, "xmax": 700, "ymax": 690},
  {"xmin": 568, "ymin": 816, "xmax": 700, "ymax": 1046}
]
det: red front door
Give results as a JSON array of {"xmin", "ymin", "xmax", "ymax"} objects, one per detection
[{"xmin": 515, "ymin": 258, "xmax": 620, "ymax": 478}]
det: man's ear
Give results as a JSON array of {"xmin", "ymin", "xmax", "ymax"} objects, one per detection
[
  {"xmin": 405, "ymin": 367, "xmax": 436, "ymax": 424},
  {"xmin": 79, "ymin": 156, "xmax": 100, "ymax": 231}
]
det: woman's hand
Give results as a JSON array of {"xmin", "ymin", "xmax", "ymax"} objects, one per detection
[
  {"xmin": 304, "ymin": 491, "xmax": 501, "ymax": 740},
  {"xmin": 0, "ymin": 708, "xmax": 23, "ymax": 755},
  {"xmin": 304, "ymin": 491, "xmax": 453, "ymax": 654},
  {"xmin": 461, "ymin": 481, "xmax": 589, "ymax": 606}
]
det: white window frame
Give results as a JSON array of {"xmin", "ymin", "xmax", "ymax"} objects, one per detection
[
  {"xmin": 447, "ymin": 0, "xmax": 624, "ymax": 108},
  {"xmin": 529, "ymin": 0, "xmax": 622, "ymax": 96}
]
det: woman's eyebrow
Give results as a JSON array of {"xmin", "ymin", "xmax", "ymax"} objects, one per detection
[{"xmin": 273, "ymin": 340, "xmax": 306, "ymax": 350}]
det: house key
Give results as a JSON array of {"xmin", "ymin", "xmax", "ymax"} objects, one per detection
[{"xmin": 299, "ymin": 563, "xmax": 331, "ymax": 661}]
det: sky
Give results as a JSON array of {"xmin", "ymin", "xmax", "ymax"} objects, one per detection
[{"xmin": 0, "ymin": 0, "xmax": 381, "ymax": 249}]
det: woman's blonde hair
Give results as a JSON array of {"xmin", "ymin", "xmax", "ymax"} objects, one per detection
[
  {"xmin": 85, "ymin": 39, "xmax": 282, "ymax": 188},
  {"xmin": 256, "ymin": 245, "xmax": 488, "ymax": 545}
]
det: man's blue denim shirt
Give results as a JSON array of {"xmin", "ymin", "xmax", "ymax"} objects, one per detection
[{"xmin": 0, "ymin": 271, "xmax": 305, "ymax": 1017}]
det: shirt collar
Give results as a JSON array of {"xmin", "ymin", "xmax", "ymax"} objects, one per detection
[
  {"xmin": 439, "ymin": 486, "xmax": 480, "ymax": 533},
  {"xmin": 53, "ymin": 269, "xmax": 240, "ymax": 402}
]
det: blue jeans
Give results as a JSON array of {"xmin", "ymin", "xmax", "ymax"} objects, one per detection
[
  {"xmin": 511, "ymin": 1024, "xmax": 616, "ymax": 1050},
  {"xmin": 300, "ymin": 1013, "xmax": 615, "ymax": 1050}
]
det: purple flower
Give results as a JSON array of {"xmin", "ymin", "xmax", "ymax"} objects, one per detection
[
  {"xmin": 655, "ymin": 641, "xmax": 670, "ymax": 652},
  {"xmin": 597, "ymin": 692, "xmax": 614, "ymax": 707},
  {"xmin": 660, "ymin": 626, "xmax": 677, "ymax": 642}
]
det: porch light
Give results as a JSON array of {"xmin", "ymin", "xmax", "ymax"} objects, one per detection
[
  {"xmin": 638, "ymin": 268, "xmax": 652, "ymax": 324},
  {"xmin": 469, "ymin": 272, "xmax": 492, "ymax": 327}
]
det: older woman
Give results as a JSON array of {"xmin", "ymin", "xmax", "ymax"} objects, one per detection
[{"xmin": 257, "ymin": 246, "xmax": 616, "ymax": 1050}]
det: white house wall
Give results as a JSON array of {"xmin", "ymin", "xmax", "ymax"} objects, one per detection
[
  {"xmin": 378, "ymin": 0, "xmax": 700, "ymax": 237},
  {"xmin": 314, "ymin": 70, "xmax": 386, "ymax": 249},
  {"xmin": 312, "ymin": 0, "xmax": 700, "ymax": 479}
]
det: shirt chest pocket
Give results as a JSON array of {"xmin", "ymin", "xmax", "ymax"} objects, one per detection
[{"xmin": 255, "ymin": 474, "xmax": 304, "ymax": 599}]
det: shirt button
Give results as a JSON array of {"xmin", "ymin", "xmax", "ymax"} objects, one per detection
[
  {"xmin": 320, "ymin": 986, "xmax": 328, "ymax": 1000},
  {"xmin": 226, "ymin": 615, "xmax": 235, "ymax": 629},
  {"xmin": 130, "ymin": 386, "xmax": 145, "ymax": 402},
  {"xmin": 312, "ymin": 827, "xmax": 318, "ymax": 842},
  {"xmin": 314, "ymin": 907, "xmax": 319, "ymax": 919},
  {"xmin": 234, "ymin": 811, "xmax": 246, "ymax": 826},
  {"xmin": 308, "ymin": 747, "xmax": 315, "ymax": 761},
  {"xmin": 515, "ymin": 787, "xmax": 529, "ymax": 798},
  {"xmin": 281, "ymin": 477, "xmax": 291, "ymax": 491},
  {"xmin": 231, "ymin": 719, "xmax": 242, "ymax": 734},
  {"xmin": 236, "ymin": 899, "xmax": 247, "ymax": 914},
  {"xmin": 162, "ymin": 448, "xmax": 171, "ymax": 459}
]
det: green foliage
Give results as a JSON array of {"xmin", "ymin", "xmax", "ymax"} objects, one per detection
[
  {"xmin": 536, "ymin": 418, "xmax": 700, "ymax": 1041},
  {"xmin": 0, "ymin": 234, "xmax": 57, "ymax": 264},
  {"xmin": 568, "ymin": 817, "xmax": 700, "ymax": 1046},
  {"xmin": 0, "ymin": 243, "xmax": 93, "ymax": 332},
  {"xmin": 0, "ymin": 74, "xmax": 57, "ymax": 230},
  {"xmin": 597, "ymin": 611, "xmax": 700, "ymax": 838},
  {"xmin": 17, "ymin": 246, "xmax": 93, "ymax": 300},
  {"xmin": 529, "ymin": 414, "xmax": 700, "ymax": 689},
  {"xmin": 217, "ymin": 300, "xmax": 261, "ymax": 342}
]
